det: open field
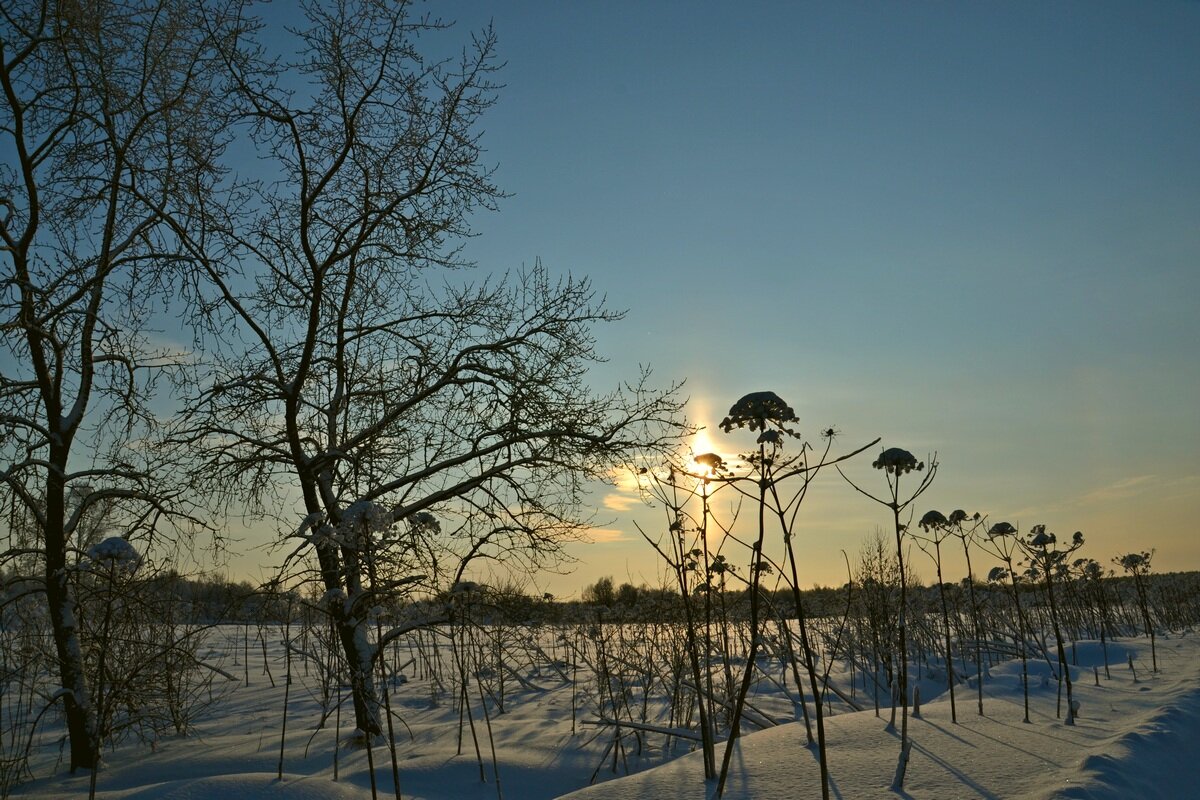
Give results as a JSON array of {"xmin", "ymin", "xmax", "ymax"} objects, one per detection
[{"xmin": 5, "ymin": 600, "xmax": 1198, "ymax": 799}]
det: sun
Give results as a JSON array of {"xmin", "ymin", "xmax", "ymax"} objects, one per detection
[
  {"xmin": 690, "ymin": 428, "xmax": 716, "ymax": 460},
  {"xmin": 685, "ymin": 428, "xmax": 730, "ymax": 476}
]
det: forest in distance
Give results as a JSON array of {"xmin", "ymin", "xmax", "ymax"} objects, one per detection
[{"xmin": 1, "ymin": 563, "xmax": 1190, "ymax": 630}]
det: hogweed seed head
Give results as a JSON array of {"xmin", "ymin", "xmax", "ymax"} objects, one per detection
[
  {"xmin": 919, "ymin": 509, "xmax": 948, "ymax": 531},
  {"xmin": 1117, "ymin": 551, "xmax": 1152, "ymax": 572},
  {"xmin": 87, "ymin": 537, "xmax": 140, "ymax": 573},
  {"xmin": 756, "ymin": 429, "xmax": 783, "ymax": 445},
  {"xmin": 988, "ymin": 521, "xmax": 1018, "ymax": 538},
  {"xmin": 719, "ymin": 391, "xmax": 800, "ymax": 437},
  {"xmin": 694, "ymin": 452, "xmax": 727, "ymax": 474},
  {"xmin": 872, "ymin": 447, "xmax": 922, "ymax": 474},
  {"xmin": 1028, "ymin": 524, "xmax": 1055, "ymax": 547}
]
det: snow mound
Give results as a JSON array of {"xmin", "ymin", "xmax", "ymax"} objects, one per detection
[
  {"xmin": 116, "ymin": 773, "xmax": 368, "ymax": 799},
  {"xmin": 1055, "ymin": 686, "xmax": 1200, "ymax": 799}
]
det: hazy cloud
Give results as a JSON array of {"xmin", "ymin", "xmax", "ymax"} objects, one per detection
[
  {"xmin": 1157, "ymin": 474, "xmax": 1200, "ymax": 503},
  {"xmin": 1077, "ymin": 475, "xmax": 1157, "ymax": 505},
  {"xmin": 586, "ymin": 527, "xmax": 630, "ymax": 544},
  {"xmin": 602, "ymin": 493, "xmax": 640, "ymax": 512}
]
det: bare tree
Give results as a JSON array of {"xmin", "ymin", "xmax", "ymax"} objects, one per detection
[
  {"xmin": 0, "ymin": 0, "xmax": 233, "ymax": 770},
  {"xmin": 175, "ymin": 0, "xmax": 685, "ymax": 738}
]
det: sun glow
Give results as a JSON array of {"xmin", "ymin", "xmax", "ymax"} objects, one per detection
[
  {"xmin": 690, "ymin": 428, "xmax": 716, "ymax": 461},
  {"xmin": 684, "ymin": 427, "xmax": 733, "ymax": 477}
]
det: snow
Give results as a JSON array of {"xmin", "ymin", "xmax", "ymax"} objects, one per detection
[
  {"xmin": 339, "ymin": 501, "xmax": 393, "ymax": 539},
  {"xmin": 86, "ymin": 537, "xmax": 140, "ymax": 570},
  {"xmin": 563, "ymin": 638, "xmax": 1200, "ymax": 800},
  {"xmin": 8, "ymin": 632, "xmax": 1200, "ymax": 799},
  {"xmin": 294, "ymin": 512, "xmax": 326, "ymax": 541}
]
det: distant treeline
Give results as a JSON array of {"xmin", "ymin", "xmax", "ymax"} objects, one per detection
[
  {"xmin": 567, "ymin": 571, "xmax": 1200, "ymax": 627},
  {"xmin": 8, "ymin": 568, "xmax": 1199, "ymax": 628}
]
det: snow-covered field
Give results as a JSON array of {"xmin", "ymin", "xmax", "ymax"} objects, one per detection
[{"xmin": 7, "ymin": 624, "xmax": 1198, "ymax": 800}]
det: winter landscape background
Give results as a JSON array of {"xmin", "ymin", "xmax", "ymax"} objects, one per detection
[{"xmin": 2, "ymin": 1, "xmax": 1198, "ymax": 798}]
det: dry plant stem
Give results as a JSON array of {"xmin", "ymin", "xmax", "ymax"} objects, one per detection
[
  {"xmin": 958, "ymin": 525, "xmax": 985, "ymax": 715},
  {"xmin": 89, "ymin": 567, "xmax": 118, "ymax": 800},
  {"xmin": 1009, "ymin": 572, "xmax": 1032, "ymax": 724},
  {"xmin": 1092, "ymin": 573, "xmax": 1112, "ymax": 679},
  {"xmin": 333, "ymin": 621, "xmax": 342, "ymax": 781},
  {"xmin": 937, "ymin": 541, "xmax": 956, "ymax": 723},
  {"xmin": 366, "ymin": 551, "xmax": 403, "ymax": 800},
  {"xmin": 475, "ymin": 676, "xmax": 504, "ymax": 800},
  {"xmin": 916, "ymin": 528, "xmax": 957, "ymax": 724},
  {"xmin": 698, "ymin": 481, "xmax": 718, "ymax": 776},
  {"xmin": 774, "ymin": 616, "xmax": 814, "ymax": 743},
  {"xmin": 722, "ymin": 431, "xmax": 877, "ymax": 798},
  {"xmin": 771, "ymin": 487, "xmax": 827, "ymax": 797},
  {"xmin": 765, "ymin": 437, "xmax": 874, "ymax": 800},
  {"xmin": 1024, "ymin": 531, "xmax": 1082, "ymax": 725},
  {"xmin": 681, "ymin": 570, "xmax": 717, "ymax": 777},
  {"xmin": 361, "ymin": 663, "xmax": 380, "ymax": 800},
  {"xmin": 633, "ymin": 476, "xmax": 717, "ymax": 779},
  {"xmin": 838, "ymin": 450, "xmax": 936, "ymax": 791},
  {"xmin": 889, "ymin": 495, "xmax": 912, "ymax": 789},
  {"xmin": 1122, "ymin": 558, "xmax": 1158, "ymax": 673},
  {"xmin": 259, "ymin": 626, "xmax": 276, "ymax": 688},
  {"xmin": 1048, "ymin": 581, "xmax": 1075, "ymax": 726},
  {"xmin": 451, "ymin": 613, "xmax": 485, "ymax": 778},
  {"xmin": 1000, "ymin": 551, "xmax": 1033, "ymax": 724},
  {"xmin": 244, "ymin": 626, "xmax": 250, "ymax": 686},
  {"xmin": 716, "ymin": 441, "xmax": 769, "ymax": 797},
  {"xmin": 278, "ymin": 606, "xmax": 292, "ymax": 782},
  {"xmin": 787, "ymin": 579, "xmax": 829, "ymax": 798}
]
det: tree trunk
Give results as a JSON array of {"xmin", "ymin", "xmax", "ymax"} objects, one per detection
[
  {"xmin": 43, "ymin": 473, "xmax": 100, "ymax": 771},
  {"xmin": 338, "ymin": 612, "xmax": 382, "ymax": 737},
  {"xmin": 312, "ymin": 536, "xmax": 382, "ymax": 737}
]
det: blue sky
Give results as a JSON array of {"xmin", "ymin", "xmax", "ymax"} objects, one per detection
[
  {"xmin": 4, "ymin": 1, "xmax": 1195, "ymax": 596},
  {"xmin": 409, "ymin": 1, "xmax": 1200, "ymax": 596}
]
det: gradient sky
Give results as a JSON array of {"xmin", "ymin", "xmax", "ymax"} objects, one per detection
[
  {"xmin": 412, "ymin": 0, "xmax": 1198, "ymax": 596},
  {"xmin": 223, "ymin": 2, "xmax": 1199, "ymax": 597}
]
